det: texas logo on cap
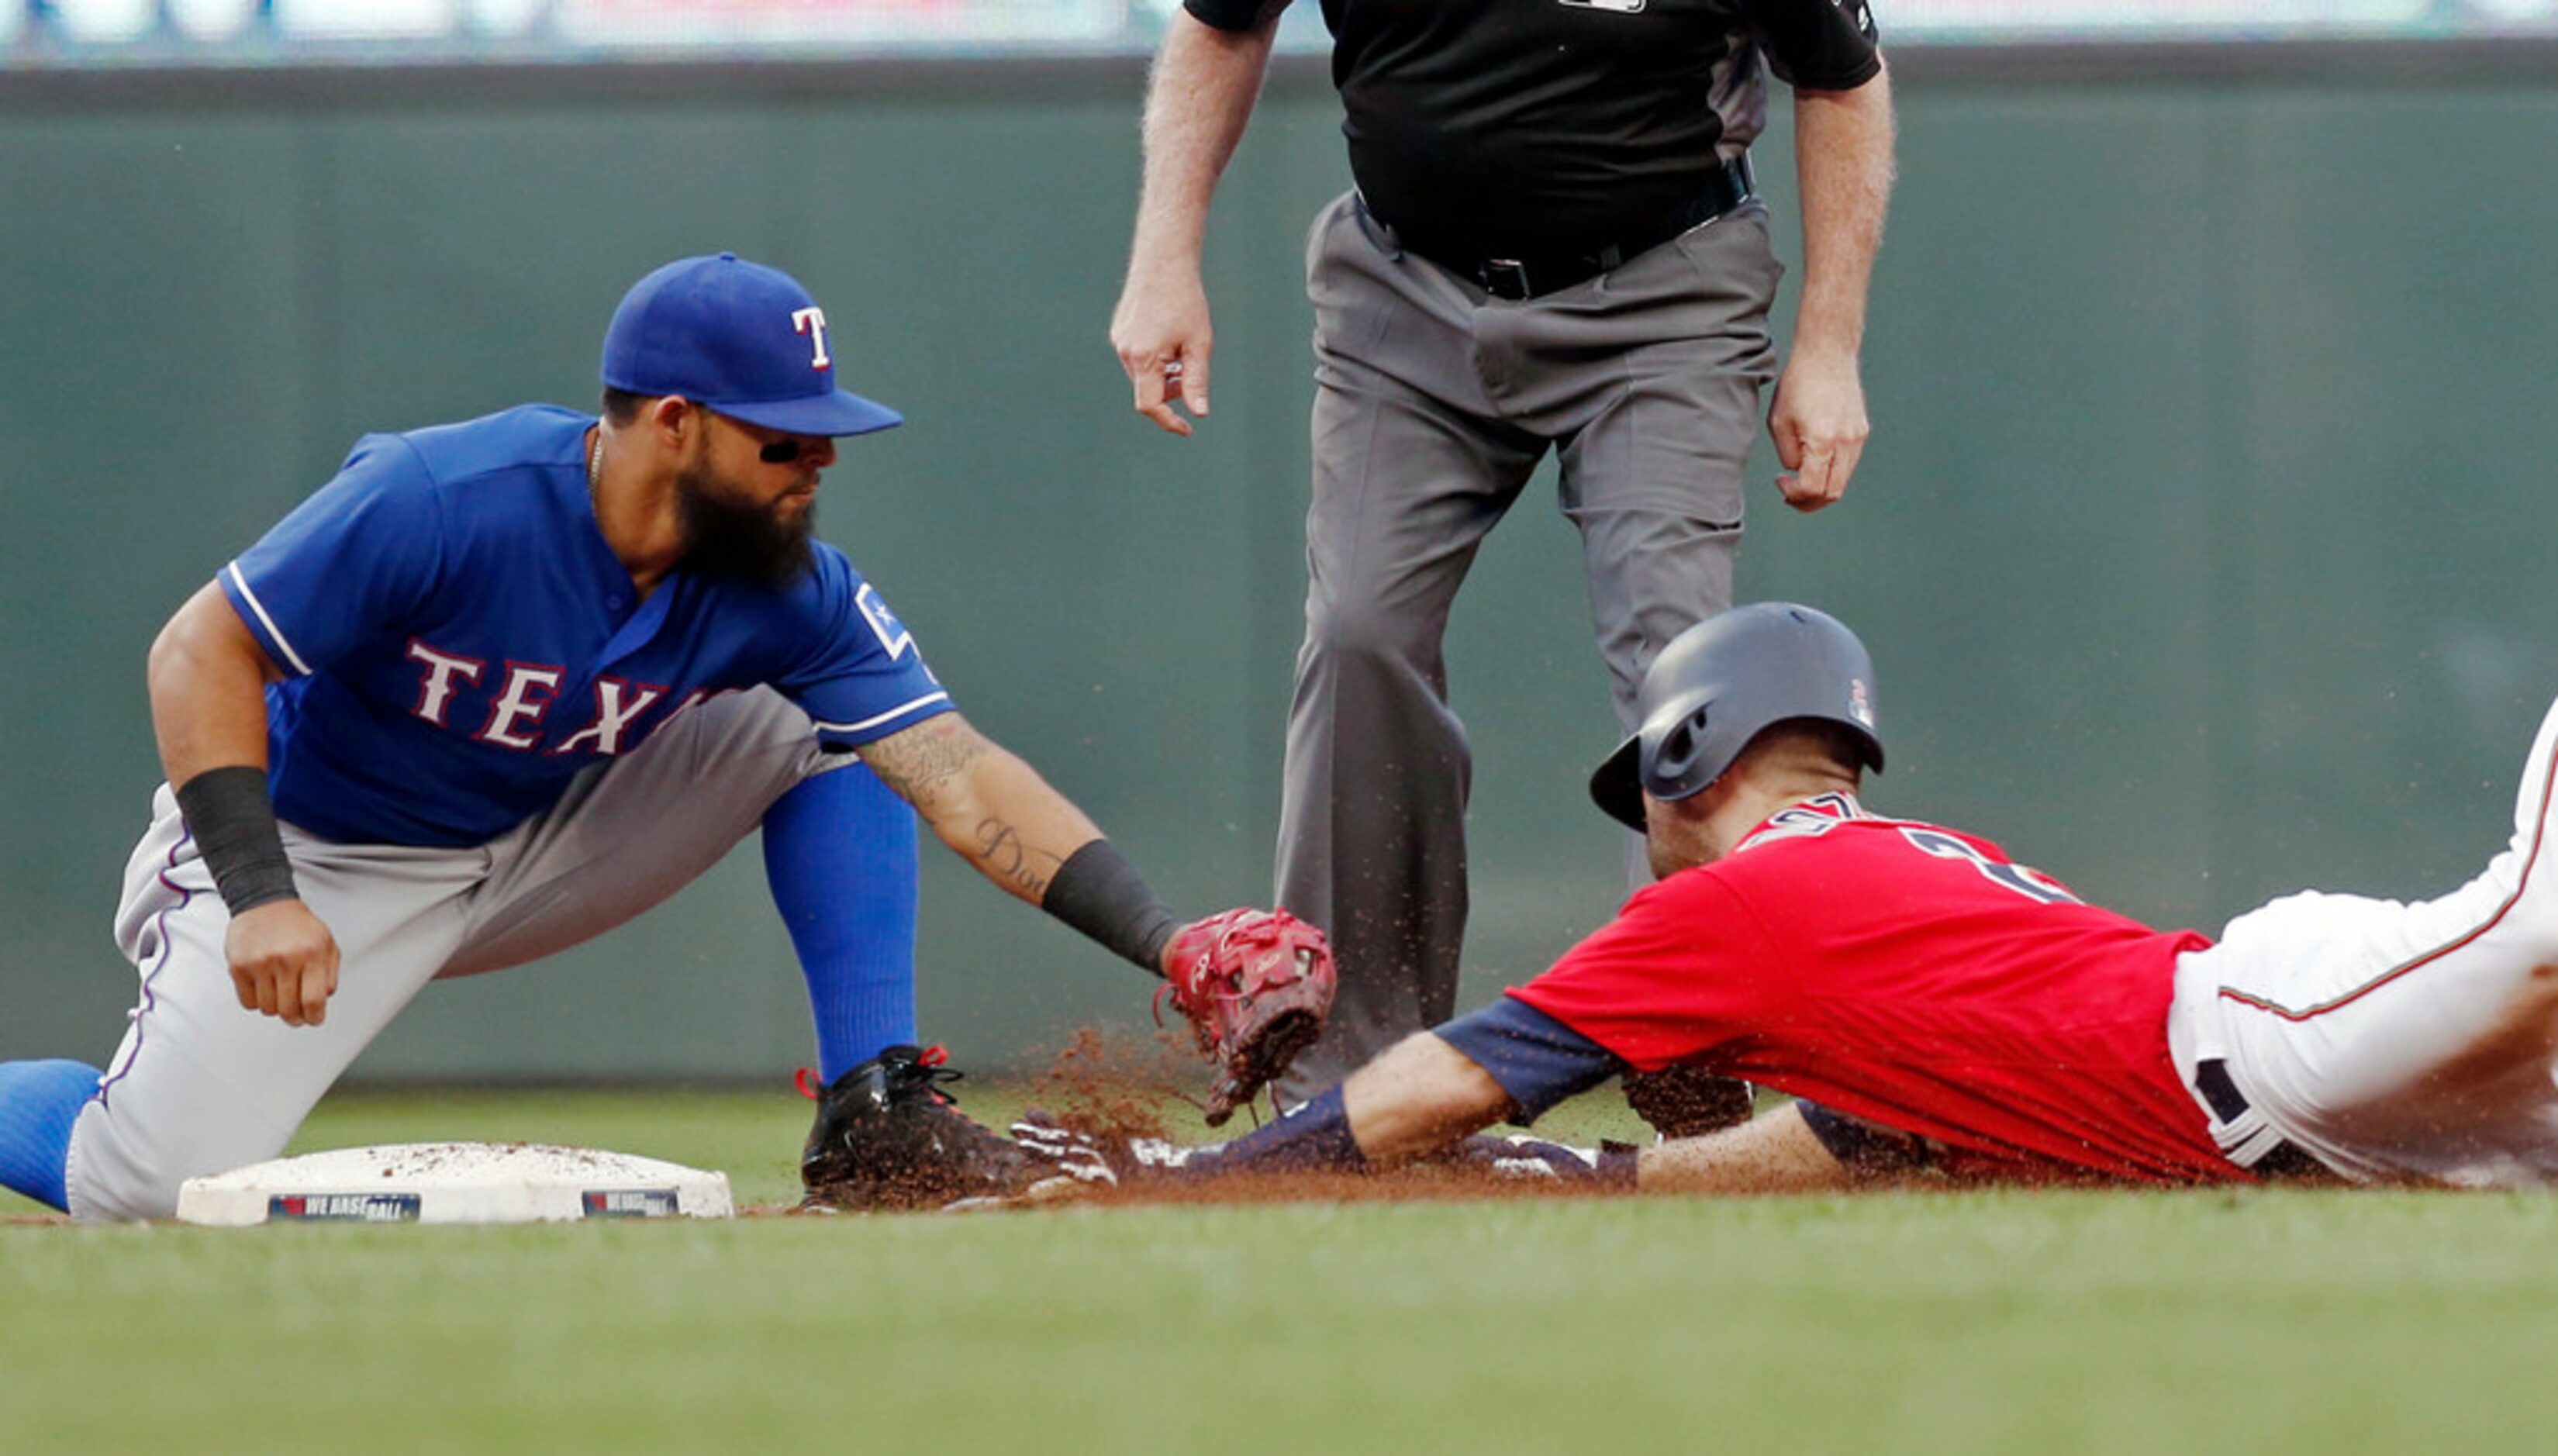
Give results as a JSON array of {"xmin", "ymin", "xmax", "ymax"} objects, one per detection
[{"xmin": 601, "ymin": 252, "xmax": 903, "ymax": 438}]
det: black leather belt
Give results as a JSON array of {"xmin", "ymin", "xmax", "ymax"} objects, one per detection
[
  {"xmin": 2194, "ymin": 1058, "xmax": 2332, "ymax": 1181},
  {"xmin": 1390, "ymin": 157, "xmax": 1756, "ymax": 302}
]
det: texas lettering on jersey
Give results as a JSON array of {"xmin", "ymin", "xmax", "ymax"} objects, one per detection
[
  {"xmin": 219, "ymin": 405, "xmax": 953, "ymax": 847},
  {"xmin": 404, "ymin": 641, "xmax": 679, "ymax": 756}
]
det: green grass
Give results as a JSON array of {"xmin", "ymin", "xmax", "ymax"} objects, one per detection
[{"xmin": 8, "ymin": 1089, "xmax": 2558, "ymax": 1454}]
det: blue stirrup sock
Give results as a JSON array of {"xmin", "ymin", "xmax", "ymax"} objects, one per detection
[
  {"xmin": 0, "ymin": 1059, "xmax": 102, "ymax": 1213},
  {"xmin": 762, "ymin": 761, "xmax": 920, "ymax": 1082}
]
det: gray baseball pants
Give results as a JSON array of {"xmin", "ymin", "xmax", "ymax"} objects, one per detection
[
  {"xmin": 1276, "ymin": 189, "xmax": 1783, "ymax": 1092},
  {"xmin": 67, "ymin": 688, "xmax": 838, "ymax": 1221}
]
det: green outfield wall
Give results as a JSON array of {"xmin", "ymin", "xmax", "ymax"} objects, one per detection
[{"xmin": 5, "ymin": 52, "xmax": 2555, "ymax": 1079}]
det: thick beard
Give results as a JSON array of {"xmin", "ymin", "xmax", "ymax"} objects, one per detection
[{"xmin": 675, "ymin": 459, "xmax": 815, "ymax": 590}]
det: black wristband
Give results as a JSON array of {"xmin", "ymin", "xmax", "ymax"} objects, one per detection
[
  {"xmin": 1186, "ymin": 1086, "xmax": 1367, "ymax": 1178},
  {"xmin": 173, "ymin": 765, "xmax": 300, "ymax": 916},
  {"xmin": 1041, "ymin": 839, "xmax": 1181, "ymax": 975}
]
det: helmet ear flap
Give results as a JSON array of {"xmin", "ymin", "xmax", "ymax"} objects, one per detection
[
  {"xmin": 1647, "ymin": 705, "xmax": 1713, "ymax": 795},
  {"xmin": 1594, "ymin": 602, "xmax": 1882, "ymax": 830}
]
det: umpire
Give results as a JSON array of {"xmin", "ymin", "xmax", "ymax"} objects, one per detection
[{"xmin": 1109, "ymin": 0, "xmax": 1897, "ymax": 1092}]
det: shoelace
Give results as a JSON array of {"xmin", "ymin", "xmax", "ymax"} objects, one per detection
[
  {"xmin": 793, "ymin": 1044, "xmax": 963, "ymax": 1103},
  {"xmin": 901, "ymin": 1045, "xmax": 965, "ymax": 1105}
]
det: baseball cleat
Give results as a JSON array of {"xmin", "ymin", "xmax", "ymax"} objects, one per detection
[{"xmin": 796, "ymin": 1044, "xmax": 1044, "ymax": 1212}]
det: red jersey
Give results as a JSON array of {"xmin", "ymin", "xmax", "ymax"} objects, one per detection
[{"xmin": 1510, "ymin": 795, "xmax": 2237, "ymax": 1185}]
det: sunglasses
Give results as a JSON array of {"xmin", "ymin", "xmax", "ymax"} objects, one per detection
[{"xmin": 704, "ymin": 405, "xmax": 817, "ymax": 465}]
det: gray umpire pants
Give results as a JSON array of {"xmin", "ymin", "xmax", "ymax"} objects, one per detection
[{"xmin": 1276, "ymin": 189, "xmax": 1783, "ymax": 1093}]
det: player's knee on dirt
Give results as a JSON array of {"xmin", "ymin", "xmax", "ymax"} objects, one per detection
[
  {"xmin": 1621, "ymin": 1063, "xmax": 1755, "ymax": 1140},
  {"xmin": 64, "ymin": 1099, "xmax": 293, "ymax": 1223}
]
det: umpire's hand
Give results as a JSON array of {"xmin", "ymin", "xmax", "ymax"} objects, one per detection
[
  {"xmin": 226, "ymin": 899, "xmax": 343, "ymax": 1028},
  {"xmin": 1767, "ymin": 347, "xmax": 1870, "ymax": 512},
  {"xmin": 1111, "ymin": 263, "xmax": 1214, "ymax": 436}
]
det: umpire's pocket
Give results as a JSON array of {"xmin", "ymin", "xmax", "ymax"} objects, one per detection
[
  {"xmin": 1304, "ymin": 190, "xmax": 1361, "ymax": 282},
  {"xmin": 1306, "ymin": 191, "xmax": 1372, "ymax": 333},
  {"xmin": 1672, "ymin": 205, "xmax": 1783, "ymax": 312}
]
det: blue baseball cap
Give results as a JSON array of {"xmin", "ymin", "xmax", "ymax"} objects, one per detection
[{"xmin": 601, "ymin": 253, "xmax": 903, "ymax": 438}]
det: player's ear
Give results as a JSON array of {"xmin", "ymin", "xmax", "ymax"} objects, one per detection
[{"xmin": 649, "ymin": 395, "xmax": 699, "ymax": 450}]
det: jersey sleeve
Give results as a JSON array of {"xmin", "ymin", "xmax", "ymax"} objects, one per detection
[
  {"xmin": 219, "ymin": 435, "xmax": 447, "ymax": 677},
  {"xmin": 1741, "ymin": 0, "xmax": 1882, "ymax": 90},
  {"xmin": 1507, "ymin": 869, "xmax": 1786, "ymax": 1073},
  {"xmin": 1435, "ymin": 998, "xmax": 1627, "ymax": 1125},
  {"xmin": 771, "ymin": 553, "xmax": 955, "ymax": 747}
]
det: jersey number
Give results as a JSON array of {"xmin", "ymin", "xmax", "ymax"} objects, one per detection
[{"xmin": 1898, "ymin": 827, "xmax": 2081, "ymax": 906}]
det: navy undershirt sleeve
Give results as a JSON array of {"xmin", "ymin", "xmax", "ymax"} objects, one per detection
[
  {"xmin": 1795, "ymin": 1100, "xmax": 1934, "ymax": 1175},
  {"xmin": 1435, "ymin": 997, "xmax": 1628, "ymax": 1125}
]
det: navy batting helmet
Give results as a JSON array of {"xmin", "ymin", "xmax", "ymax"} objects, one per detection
[{"xmin": 1587, "ymin": 603, "xmax": 1884, "ymax": 831}]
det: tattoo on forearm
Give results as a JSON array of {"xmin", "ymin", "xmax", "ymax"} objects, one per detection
[
  {"xmin": 861, "ymin": 719, "xmax": 986, "ymax": 806},
  {"xmin": 975, "ymin": 817, "xmax": 1061, "ymax": 898}
]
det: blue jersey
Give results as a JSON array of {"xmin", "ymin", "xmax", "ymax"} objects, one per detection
[{"xmin": 217, "ymin": 405, "xmax": 954, "ymax": 847}]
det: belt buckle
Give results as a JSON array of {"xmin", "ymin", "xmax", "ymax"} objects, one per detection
[{"xmin": 1479, "ymin": 258, "xmax": 1531, "ymax": 300}]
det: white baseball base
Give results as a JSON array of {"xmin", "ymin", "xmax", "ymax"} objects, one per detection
[{"xmin": 174, "ymin": 1143, "xmax": 735, "ymax": 1226}]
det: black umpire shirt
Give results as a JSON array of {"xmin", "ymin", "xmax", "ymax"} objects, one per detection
[{"xmin": 1185, "ymin": 0, "xmax": 1882, "ymax": 263}]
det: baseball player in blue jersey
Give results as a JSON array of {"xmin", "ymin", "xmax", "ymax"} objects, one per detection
[{"xmin": 0, "ymin": 253, "xmax": 1332, "ymax": 1220}]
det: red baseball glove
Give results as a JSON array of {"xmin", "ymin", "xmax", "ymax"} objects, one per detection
[{"xmin": 1159, "ymin": 908, "xmax": 1336, "ymax": 1126}]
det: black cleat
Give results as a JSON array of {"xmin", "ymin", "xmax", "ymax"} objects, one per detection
[{"xmin": 796, "ymin": 1044, "xmax": 1041, "ymax": 1212}]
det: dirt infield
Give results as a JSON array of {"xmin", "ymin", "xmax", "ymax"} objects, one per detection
[
  {"xmin": 977, "ymin": 1026, "xmax": 1639, "ymax": 1213},
  {"xmin": 770, "ymin": 1026, "xmax": 1642, "ymax": 1216},
  {"xmin": 761, "ymin": 1164, "xmax": 1621, "ymax": 1218}
]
